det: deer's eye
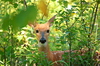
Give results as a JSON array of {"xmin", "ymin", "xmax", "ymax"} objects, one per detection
[
  {"xmin": 36, "ymin": 30, "xmax": 39, "ymax": 33},
  {"xmin": 47, "ymin": 30, "xmax": 49, "ymax": 33}
]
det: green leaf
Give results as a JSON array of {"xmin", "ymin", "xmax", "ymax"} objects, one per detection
[
  {"xmin": 12, "ymin": 4, "xmax": 38, "ymax": 29},
  {"xmin": 2, "ymin": 4, "xmax": 38, "ymax": 31},
  {"xmin": 14, "ymin": 3, "xmax": 18, "ymax": 8},
  {"xmin": 2, "ymin": 0, "xmax": 13, "ymax": 3},
  {"xmin": 63, "ymin": 1, "xmax": 68, "ymax": 7},
  {"xmin": 2, "ymin": 14, "xmax": 11, "ymax": 30},
  {"xmin": 51, "ymin": 0, "xmax": 56, "ymax": 1}
]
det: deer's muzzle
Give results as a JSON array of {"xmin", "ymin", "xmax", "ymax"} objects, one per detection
[
  {"xmin": 39, "ymin": 32, "xmax": 46, "ymax": 44},
  {"xmin": 40, "ymin": 38, "xmax": 46, "ymax": 44}
]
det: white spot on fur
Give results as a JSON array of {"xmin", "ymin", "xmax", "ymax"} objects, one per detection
[{"xmin": 54, "ymin": 53, "xmax": 56, "ymax": 55}]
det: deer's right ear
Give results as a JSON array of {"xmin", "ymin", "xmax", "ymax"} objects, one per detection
[
  {"xmin": 48, "ymin": 15, "xmax": 56, "ymax": 23},
  {"xmin": 28, "ymin": 23, "xmax": 37, "ymax": 28},
  {"xmin": 47, "ymin": 15, "xmax": 56, "ymax": 27}
]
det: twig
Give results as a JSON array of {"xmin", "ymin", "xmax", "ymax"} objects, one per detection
[
  {"xmin": 89, "ymin": 4, "xmax": 95, "ymax": 32},
  {"xmin": 67, "ymin": 18, "xmax": 77, "ymax": 30}
]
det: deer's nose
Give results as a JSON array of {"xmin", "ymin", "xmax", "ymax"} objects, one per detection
[{"xmin": 40, "ymin": 38, "xmax": 46, "ymax": 44}]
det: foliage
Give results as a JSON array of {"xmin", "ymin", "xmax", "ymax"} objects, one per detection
[{"xmin": 0, "ymin": 0, "xmax": 100, "ymax": 66}]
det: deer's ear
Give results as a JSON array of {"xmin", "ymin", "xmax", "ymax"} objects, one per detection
[
  {"xmin": 47, "ymin": 15, "xmax": 56, "ymax": 26},
  {"xmin": 28, "ymin": 22, "xmax": 38, "ymax": 28},
  {"xmin": 48, "ymin": 15, "xmax": 56, "ymax": 23}
]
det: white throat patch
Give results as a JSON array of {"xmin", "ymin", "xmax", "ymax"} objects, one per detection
[{"xmin": 38, "ymin": 42, "xmax": 47, "ymax": 47}]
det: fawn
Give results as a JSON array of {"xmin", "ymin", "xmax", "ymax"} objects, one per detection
[{"xmin": 29, "ymin": 15, "xmax": 67, "ymax": 66}]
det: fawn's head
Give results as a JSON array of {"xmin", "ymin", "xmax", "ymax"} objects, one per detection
[{"xmin": 29, "ymin": 15, "xmax": 56, "ymax": 47}]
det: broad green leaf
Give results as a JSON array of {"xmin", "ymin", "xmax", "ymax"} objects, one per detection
[
  {"xmin": 2, "ymin": 4, "xmax": 38, "ymax": 31},
  {"xmin": 2, "ymin": 14, "xmax": 11, "ymax": 30}
]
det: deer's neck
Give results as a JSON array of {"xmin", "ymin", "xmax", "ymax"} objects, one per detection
[
  {"xmin": 38, "ymin": 43, "xmax": 53, "ymax": 61},
  {"xmin": 38, "ymin": 43, "xmax": 51, "ymax": 53}
]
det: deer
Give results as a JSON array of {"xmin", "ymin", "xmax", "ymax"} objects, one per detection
[
  {"xmin": 29, "ymin": 15, "xmax": 100, "ymax": 66},
  {"xmin": 28, "ymin": 15, "xmax": 70, "ymax": 66}
]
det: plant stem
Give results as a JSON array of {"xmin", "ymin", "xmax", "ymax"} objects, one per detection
[
  {"xmin": 4, "ymin": 47, "xmax": 6, "ymax": 66},
  {"xmin": 69, "ymin": 33, "xmax": 72, "ymax": 66},
  {"xmin": 24, "ymin": 0, "xmax": 27, "ymax": 8},
  {"xmin": 90, "ymin": 2, "xmax": 99, "ymax": 34}
]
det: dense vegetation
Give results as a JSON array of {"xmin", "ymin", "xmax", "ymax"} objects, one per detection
[{"xmin": 0, "ymin": 0, "xmax": 100, "ymax": 66}]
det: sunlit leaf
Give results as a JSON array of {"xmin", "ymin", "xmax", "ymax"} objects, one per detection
[
  {"xmin": 51, "ymin": 0, "xmax": 56, "ymax": 1},
  {"xmin": 85, "ymin": 0, "xmax": 93, "ymax": 2},
  {"xmin": 38, "ymin": 0, "xmax": 48, "ymax": 16},
  {"xmin": 67, "ymin": 0, "xmax": 73, "ymax": 4},
  {"xmin": 16, "ymin": 35, "xmax": 23, "ymax": 41}
]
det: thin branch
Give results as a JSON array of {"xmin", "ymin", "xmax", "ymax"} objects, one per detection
[
  {"xmin": 89, "ymin": 4, "xmax": 95, "ymax": 31},
  {"xmin": 67, "ymin": 17, "xmax": 79, "ymax": 30},
  {"xmin": 87, "ymin": 2, "xmax": 99, "ymax": 59}
]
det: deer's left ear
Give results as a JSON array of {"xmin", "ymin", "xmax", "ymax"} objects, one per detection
[
  {"xmin": 28, "ymin": 22, "xmax": 38, "ymax": 28},
  {"xmin": 47, "ymin": 15, "xmax": 56, "ymax": 27}
]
